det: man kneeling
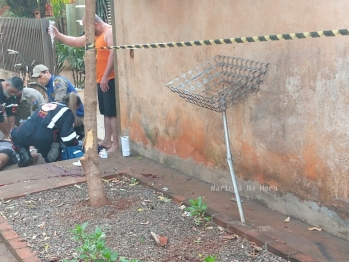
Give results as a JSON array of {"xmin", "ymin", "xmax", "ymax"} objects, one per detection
[{"xmin": 11, "ymin": 93, "xmax": 81, "ymax": 167}]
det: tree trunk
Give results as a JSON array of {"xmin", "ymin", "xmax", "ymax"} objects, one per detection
[{"xmin": 80, "ymin": 0, "xmax": 108, "ymax": 208}]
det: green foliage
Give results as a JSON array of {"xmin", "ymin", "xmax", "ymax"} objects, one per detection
[
  {"xmin": 186, "ymin": 196, "xmax": 211, "ymax": 226},
  {"xmin": 5, "ymin": 0, "xmax": 47, "ymax": 18},
  {"xmin": 64, "ymin": 222, "xmax": 139, "ymax": 262},
  {"xmin": 50, "ymin": 0, "xmax": 69, "ymax": 18},
  {"xmin": 129, "ymin": 177, "xmax": 139, "ymax": 186},
  {"xmin": 0, "ymin": 8, "xmax": 15, "ymax": 17},
  {"xmin": 204, "ymin": 255, "xmax": 217, "ymax": 262},
  {"xmin": 55, "ymin": 42, "xmax": 85, "ymax": 88}
]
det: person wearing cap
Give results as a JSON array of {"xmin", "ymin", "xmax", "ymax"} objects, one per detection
[
  {"xmin": 11, "ymin": 93, "xmax": 81, "ymax": 167},
  {"xmin": 31, "ymin": 64, "xmax": 85, "ymax": 140},
  {"xmin": 0, "ymin": 76, "xmax": 23, "ymax": 138},
  {"xmin": 15, "ymin": 87, "xmax": 46, "ymax": 126},
  {"xmin": 51, "ymin": 14, "xmax": 119, "ymax": 152}
]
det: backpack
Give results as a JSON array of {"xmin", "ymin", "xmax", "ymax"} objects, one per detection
[{"xmin": 61, "ymin": 145, "xmax": 84, "ymax": 160}]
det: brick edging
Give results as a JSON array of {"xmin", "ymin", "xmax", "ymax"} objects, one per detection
[
  {"xmin": 0, "ymin": 215, "xmax": 42, "ymax": 262},
  {"xmin": 0, "ymin": 172, "xmax": 318, "ymax": 262},
  {"xmin": 125, "ymin": 172, "xmax": 319, "ymax": 262}
]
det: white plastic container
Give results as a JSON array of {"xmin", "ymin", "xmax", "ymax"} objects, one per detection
[{"xmin": 121, "ymin": 136, "xmax": 131, "ymax": 157}]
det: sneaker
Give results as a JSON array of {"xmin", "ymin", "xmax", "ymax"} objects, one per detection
[
  {"xmin": 18, "ymin": 148, "xmax": 33, "ymax": 167},
  {"xmin": 46, "ymin": 142, "xmax": 60, "ymax": 163}
]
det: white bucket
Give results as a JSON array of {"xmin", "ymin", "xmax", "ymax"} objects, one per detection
[{"xmin": 121, "ymin": 136, "xmax": 131, "ymax": 157}]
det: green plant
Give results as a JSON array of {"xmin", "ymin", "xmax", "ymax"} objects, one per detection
[
  {"xmin": 129, "ymin": 177, "xmax": 138, "ymax": 186},
  {"xmin": 55, "ymin": 42, "xmax": 85, "ymax": 89},
  {"xmin": 158, "ymin": 195, "xmax": 172, "ymax": 203},
  {"xmin": 5, "ymin": 0, "xmax": 47, "ymax": 18},
  {"xmin": 204, "ymin": 255, "xmax": 217, "ymax": 262},
  {"xmin": 185, "ymin": 196, "xmax": 211, "ymax": 226},
  {"xmin": 50, "ymin": 0, "xmax": 68, "ymax": 44},
  {"xmin": 64, "ymin": 222, "xmax": 139, "ymax": 262},
  {"xmin": 50, "ymin": 0, "xmax": 69, "ymax": 18}
]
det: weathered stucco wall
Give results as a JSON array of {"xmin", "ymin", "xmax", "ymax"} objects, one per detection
[
  {"xmin": 112, "ymin": 0, "xmax": 349, "ymax": 239},
  {"xmin": 0, "ymin": 69, "xmax": 15, "ymax": 80}
]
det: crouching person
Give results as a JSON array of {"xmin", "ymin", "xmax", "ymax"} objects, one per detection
[{"xmin": 11, "ymin": 93, "xmax": 81, "ymax": 167}]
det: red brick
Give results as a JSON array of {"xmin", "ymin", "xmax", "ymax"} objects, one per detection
[
  {"xmin": 290, "ymin": 252, "xmax": 319, "ymax": 262},
  {"xmin": 0, "ymin": 215, "xmax": 6, "ymax": 223},
  {"xmin": 1, "ymin": 230, "xmax": 20, "ymax": 240},
  {"xmin": 267, "ymin": 241, "xmax": 299, "ymax": 259},
  {"xmin": 15, "ymin": 247, "xmax": 35, "ymax": 260},
  {"xmin": 134, "ymin": 175, "xmax": 158, "ymax": 191},
  {"xmin": 211, "ymin": 213, "xmax": 231, "ymax": 229},
  {"xmin": 0, "ymin": 222, "xmax": 12, "ymax": 232},
  {"xmin": 171, "ymin": 194, "xmax": 186, "ymax": 204},
  {"xmin": 245, "ymin": 230, "xmax": 276, "ymax": 247},
  {"xmin": 227, "ymin": 221, "xmax": 253, "ymax": 238},
  {"xmin": 23, "ymin": 255, "xmax": 42, "ymax": 262},
  {"xmin": 205, "ymin": 207, "xmax": 220, "ymax": 217},
  {"xmin": 8, "ymin": 237, "xmax": 28, "ymax": 250}
]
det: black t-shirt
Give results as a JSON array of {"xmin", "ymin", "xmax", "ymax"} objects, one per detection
[{"xmin": 0, "ymin": 79, "xmax": 19, "ymax": 122}]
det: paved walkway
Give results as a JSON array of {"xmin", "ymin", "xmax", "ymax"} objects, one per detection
[
  {"xmin": 0, "ymin": 150, "xmax": 348, "ymax": 261},
  {"xmin": 0, "ymin": 238, "xmax": 17, "ymax": 262}
]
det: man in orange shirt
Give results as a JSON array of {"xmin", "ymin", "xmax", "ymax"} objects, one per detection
[{"xmin": 52, "ymin": 14, "xmax": 119, "ymax": 152}]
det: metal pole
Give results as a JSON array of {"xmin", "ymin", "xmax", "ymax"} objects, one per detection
[
  {"xmin": 222, "ymin": 110, "xmax": 245, "ymax": 223},
  {"xmin": 0, "ymin": 33, "xmax": 4, "ymax": 69}
]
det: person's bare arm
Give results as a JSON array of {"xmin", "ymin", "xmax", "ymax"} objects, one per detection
[
  {"xmin": 7, "ymin": 116, "xmax": 15, "ymax": 131},
  {"xmin": 52, "ymin": 26, "xmax": 85, "ymax": 48},
  {"xmin": 99, "ymin": 28, "xmax": 114, "ymax": 92},
  {"xmin": 30, "ymin": 147, "xmax": 39, "ymax": 164},
  {"xmin": 0, "ymin": 121, "xmax": 9, "ymax": 138}
]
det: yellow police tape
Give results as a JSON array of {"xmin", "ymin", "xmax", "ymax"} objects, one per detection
[{"xmin": 85, "ymin": 28, "xmax": 349, "ymax": 50}]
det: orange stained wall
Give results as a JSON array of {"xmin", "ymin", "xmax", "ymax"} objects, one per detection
[{"xmin": 112, "ymin": 0, "xmax": 349, "ymax": 230}]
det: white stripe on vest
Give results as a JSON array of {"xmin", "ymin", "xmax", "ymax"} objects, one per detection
[
  {"xmin": 61, "ymin": 131, "xmax": 77, "ymax": 142},
  {"xmin": 47, "ymin": 107, "xmax": 70, "ymax": 129}
]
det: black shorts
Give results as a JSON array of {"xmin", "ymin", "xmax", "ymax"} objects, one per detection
[
  {"xmin": 97, "ymin": 78, "xmax": 117, "ymax": 117},
  {"xmin": 0, "ymin": 148, "xmax": 18, "ymax": 166}
]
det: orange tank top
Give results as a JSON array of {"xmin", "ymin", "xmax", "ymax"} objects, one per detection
[{"xmin": 95, "ymin": 27, "xmax": 115, "ymax": 83}]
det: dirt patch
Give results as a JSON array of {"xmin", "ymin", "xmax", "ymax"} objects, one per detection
[{"xmin": 0, "ymin": 177, "xmax": 286, "ymax": 262}]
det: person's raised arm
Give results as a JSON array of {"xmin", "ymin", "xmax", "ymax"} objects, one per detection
[{"xmin": 52, "ymin": 26, "xmax": 86, "ymax": 48}]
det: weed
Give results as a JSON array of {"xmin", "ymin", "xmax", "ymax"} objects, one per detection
[
  {"xmin": 63, "ymin": 222, "xmax": 139, "ymax": 262},
  {"xmin": 158, "ymin": 195, "xmax": 172, "ymax": 203},
  {"xmin": 204, "ymin": 255, "xmax": 217, "ymax": 262},
  {"xmin": 129, "ymin": 177, "xmax": 139, "ymax": 186},
  {"xmin": 185, "ymin": 196, "xmax": 211, "ymax": 226}
]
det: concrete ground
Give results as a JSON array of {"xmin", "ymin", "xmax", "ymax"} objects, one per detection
[{"xmin": 0, "ymin": 238, "xmax": 17, "ymax": 262}]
